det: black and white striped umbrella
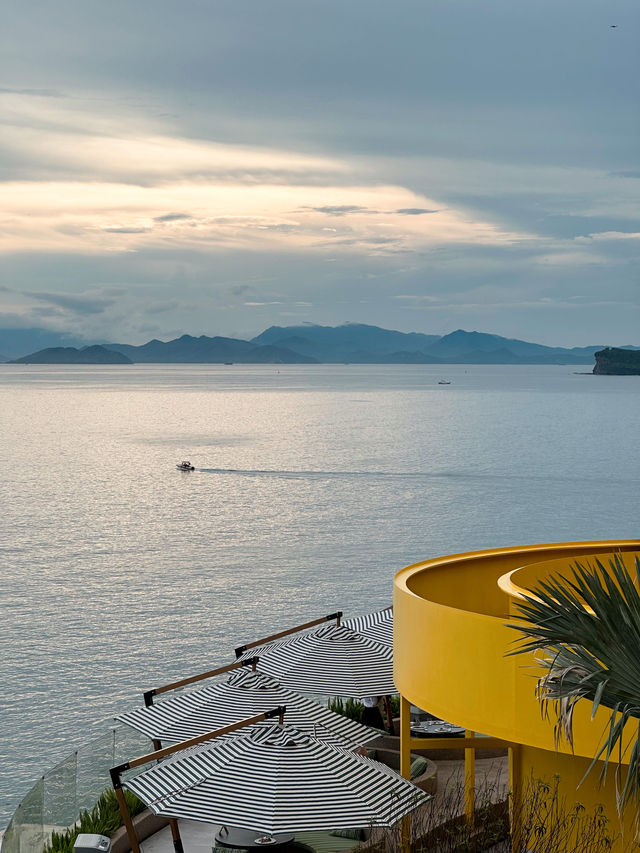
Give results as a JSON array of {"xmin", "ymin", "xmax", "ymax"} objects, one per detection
[
  {"xmin": 239, "ymin": 624, "xmax": 396, "ymax": 698},
  {"xmin": 124, "ymin": 722, "xmax": 427, "ymax": 834},
  {"xmin": 343, "ymin": 607, "xmax": 393, "ymax": 647},
  {"xmin": 116, "ymin": 669, "xmax": 378, "ymax": 747}
]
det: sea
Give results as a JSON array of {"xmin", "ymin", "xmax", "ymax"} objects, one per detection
[{"xmin": 1, "ymin": 362, "xmax": 639, "ymax": 829}]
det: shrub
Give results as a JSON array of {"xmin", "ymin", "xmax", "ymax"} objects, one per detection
[
  {"xmin": 45, "ymin": 789, "xmax": 146, "ymax": 853},
  {"xmin": 328, "ymin": 694, "xmax": 401, "ymax": 725},
  {"xmin": 328, "ymin": 696, "xmax": 365, "ymax": 723},
  {"xmin": 374, "ymin": 772, "xmax": 622, "ymax": 852}
]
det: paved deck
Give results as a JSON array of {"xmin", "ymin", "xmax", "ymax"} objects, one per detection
[{"xmin": 141, "ymin": 820, "xmax": 216, "ymax": 853}]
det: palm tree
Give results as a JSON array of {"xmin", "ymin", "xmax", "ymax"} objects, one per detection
[{"xmin": 508, "ymin": 553, "xmax": 640, "ymax": 818}]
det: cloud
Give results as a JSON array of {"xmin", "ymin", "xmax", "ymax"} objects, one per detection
[
  {"xmin": 575, "ymin": 231, "xmax": 640, "ymax": 243},
  {"xmin": 396, "ymin": 208, "xmax": 439, "ymax": 215},
  {"xmin": 610, "ymin": 171, "xmax": 640, "ymax": 180},
  {"xmin": 145, "ymin": 300, "xmax": 181, "ymax": 315},
  {"xmin": 2, "ymin": 92, "xmax": 534, "ymax": 256},
  {"xmin": 244, "ymin": 301, "xmax": 281, "ymax": 307},
  {"xmin": 25, "ymin": 290, "xmax": 118, "ymax": 315},
  {"xmin": 154, "ymin": 212, "xmax": 192, "ymax": 222},
  {"xmin": 0, "ymin": 90, "xmax": 349, "ymax": 186},
  {"xmin": 0, "ymin": 87, "xmax": 63, "ymax": 97},
  {"xmin": 306, "ymin": 205, "xmax": 372, "ymax": 216},
  {"xmin": 103, "ymin": 226, "xmax": 151, "ymax": 234},
  {"xmin": 0, "ymin": 173, "xmax": 530, "ymax": 256}
]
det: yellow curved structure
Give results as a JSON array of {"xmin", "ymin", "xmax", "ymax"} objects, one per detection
[{"xmin": 393, "ymin": 540, "xmax": 640, "ymax": 847}]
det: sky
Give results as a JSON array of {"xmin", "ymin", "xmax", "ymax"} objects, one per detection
[{"xmin": 1, "ymin": 0, "xmax": 638, "ymax": 347}]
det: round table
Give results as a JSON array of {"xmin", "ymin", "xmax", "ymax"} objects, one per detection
[
  {"xmin": 410, "ymin": 720, "xmax": 465, "ymax": 738},
  {"xmin": 215, "ymin": 827, "xmax": 295, "ymax": 849}
]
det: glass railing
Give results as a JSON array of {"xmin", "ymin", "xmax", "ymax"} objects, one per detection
[{"xmin": 2, "ymin": 724, "xmax": 149, "ymax": 853}]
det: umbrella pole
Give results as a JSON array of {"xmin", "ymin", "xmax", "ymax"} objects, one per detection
[
  {"xmin": 381, "ymin": 695, "xmax": 394, "ymax": 734},
  {"xmin": 168, "ymin": 818, "xmax": 183, "ymax": 853},
  {"xmin": 152, "ymin": 739, "xmax": 184, "ymax": 853},
  {"xmin": 110, "ymin": 771, "xmax": 142, "ymax": 853}
]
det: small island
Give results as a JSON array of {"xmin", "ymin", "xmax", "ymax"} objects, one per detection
[
  {"xmin": 593, "ymin": 347, "xmax": 640, "ymax": 375},
  {"xmin": 10, "ymin": 345, "xmax": 133, "ymax": 365}
]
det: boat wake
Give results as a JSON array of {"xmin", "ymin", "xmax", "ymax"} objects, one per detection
[
  {"xmin": 199, "ymin": 467, "xmax": 398, "ymax": 480},
  {"xmin": 197, "ymin": 467, "xmax": 636, "ymax": 485}
]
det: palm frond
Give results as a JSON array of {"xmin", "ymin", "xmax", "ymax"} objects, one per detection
[{"xmin": 507, "ymin": 554, "xmax": 640, "ymax": 818}]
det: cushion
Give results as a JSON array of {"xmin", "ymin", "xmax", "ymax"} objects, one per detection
[
  {"xmin": 329, "ymin": 827, "xmax": 366, "ymax": 840},
  {"xmin": 410, "ymin": 756, "xmax": 428, "ymax": 779}
]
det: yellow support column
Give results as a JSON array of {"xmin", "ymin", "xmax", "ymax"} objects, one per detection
[
  {"xmin": 400, "ymin": 695, "xmax": 411, "ymax": 779},
  {"xmin": 509, "ymin": 743, "xmax": 522, "ymax": 853},
  {"xmin": 400, "ymin": 695, "xmax": 412, "ymax": 849},
  {"xmin": 465, "ymin": 729, "xmax": 475, "ymax": 826}
]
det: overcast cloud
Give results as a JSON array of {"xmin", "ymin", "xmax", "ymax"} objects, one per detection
[{"xmin": 1, "ymin": 0, "xmax": 638, "ymax": 346}]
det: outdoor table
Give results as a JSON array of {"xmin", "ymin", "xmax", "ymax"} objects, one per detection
[
  {"xmin": 215, "ymin": 826, "xmax": 295, "ymax": 849},
  {"xmin": 410, "ymin": 720, "xmax": 465, "ymax": 738}
]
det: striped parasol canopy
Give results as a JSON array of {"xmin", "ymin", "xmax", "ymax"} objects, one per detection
[
  {"xmin": 343, "ymin": 606, "xmax": 393, "ymax": 647},
  {"xmin": 238, "ymin": 624, "xmax": 396, "ymax": 698},
  {"xmin": 116, "ymin": 669, "xmax": 379, "ymax": 748},
  {"xmin": 124, "ymin": 722, "xmax": 427, "ymax": 834}
]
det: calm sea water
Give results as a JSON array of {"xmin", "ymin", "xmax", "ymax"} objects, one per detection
[{"xmin": 1, "ymin": 363, "xmax": 639, "ymax": 827}]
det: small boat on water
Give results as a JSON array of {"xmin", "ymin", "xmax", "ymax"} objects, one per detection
[
  {"xmin": 438, "ymin": 380, "xmax": 452, "ymax": 385},
  {"xmin": 176, "ymin": 460, "xmax": 195, "ymax": 471}
]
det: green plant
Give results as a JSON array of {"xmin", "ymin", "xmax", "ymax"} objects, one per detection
[
  {"xmin": 44, "ymin": 788, "xmax": 146, "ymax": 853},
  {"xmin": 328, "ymin": 694, "xmax": 401, "ymax": 725},
  {"xmin": 329, "ymin": 696, "xmax": 365, "ymax": 723},
  {"xmin": 378, "ymin": 768, "xmax": 509, "ymax": 851},
  {"xmin": 507, "ymin": 554, "xmax": 640, "ymax": 821},
  {"xmin": 514, "ymin": 775, "xmax": 618, "ymax": 852},
  {"xmin": 376, "ymin": 772, "xmax": 621, "ymax": 851}
]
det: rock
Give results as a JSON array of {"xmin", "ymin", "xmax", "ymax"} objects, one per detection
[{"xmin": 593, "ymin": 347, "xmax": 640, "ymax": 375}]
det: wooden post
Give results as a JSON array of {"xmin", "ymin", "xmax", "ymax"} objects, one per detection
[
  {"xmin": 464, "ymin": 729, "xmax": 476, "ymax": 827},
  {"xmin": 112, "ymin": 779, "xmax": 141, "ymax": 853}
]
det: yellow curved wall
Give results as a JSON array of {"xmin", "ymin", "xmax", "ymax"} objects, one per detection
[
  {"xmin": 394, "ymin": 540, "xmax": 640, "ymax": 849},
  {"xmin": 394, "ymin": 540, "xmax": 639, "ymax": 758}
]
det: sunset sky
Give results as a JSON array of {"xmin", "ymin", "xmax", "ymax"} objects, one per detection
[{"xmin": 1, "ymin": 0, "xmax": 638, "ymax": 346}]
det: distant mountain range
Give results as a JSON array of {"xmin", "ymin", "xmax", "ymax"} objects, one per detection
[
  {"xmin": 3, "ymin": 323, "xmax": 639, "ymax": 365},
  {"xmin": 11, "ymin": 345, "xmax": 132, "ymax": 365}
]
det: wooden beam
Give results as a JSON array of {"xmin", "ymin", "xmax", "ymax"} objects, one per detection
[
  {"xmin": 144, "ymin": 657, "xmax": 257, "ymax": 705},
  {"xmin": 234, "ymin": 612, "xmax": 342, "ymax": 658}
]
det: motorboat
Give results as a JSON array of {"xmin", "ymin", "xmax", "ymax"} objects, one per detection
[
  {"xmin": 176, "ymin": 461, "xmax": 195, "ymax": 471},
  {"xmin": 438, "ymin": 380, "xmax": 452, "ymax": 385}
]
